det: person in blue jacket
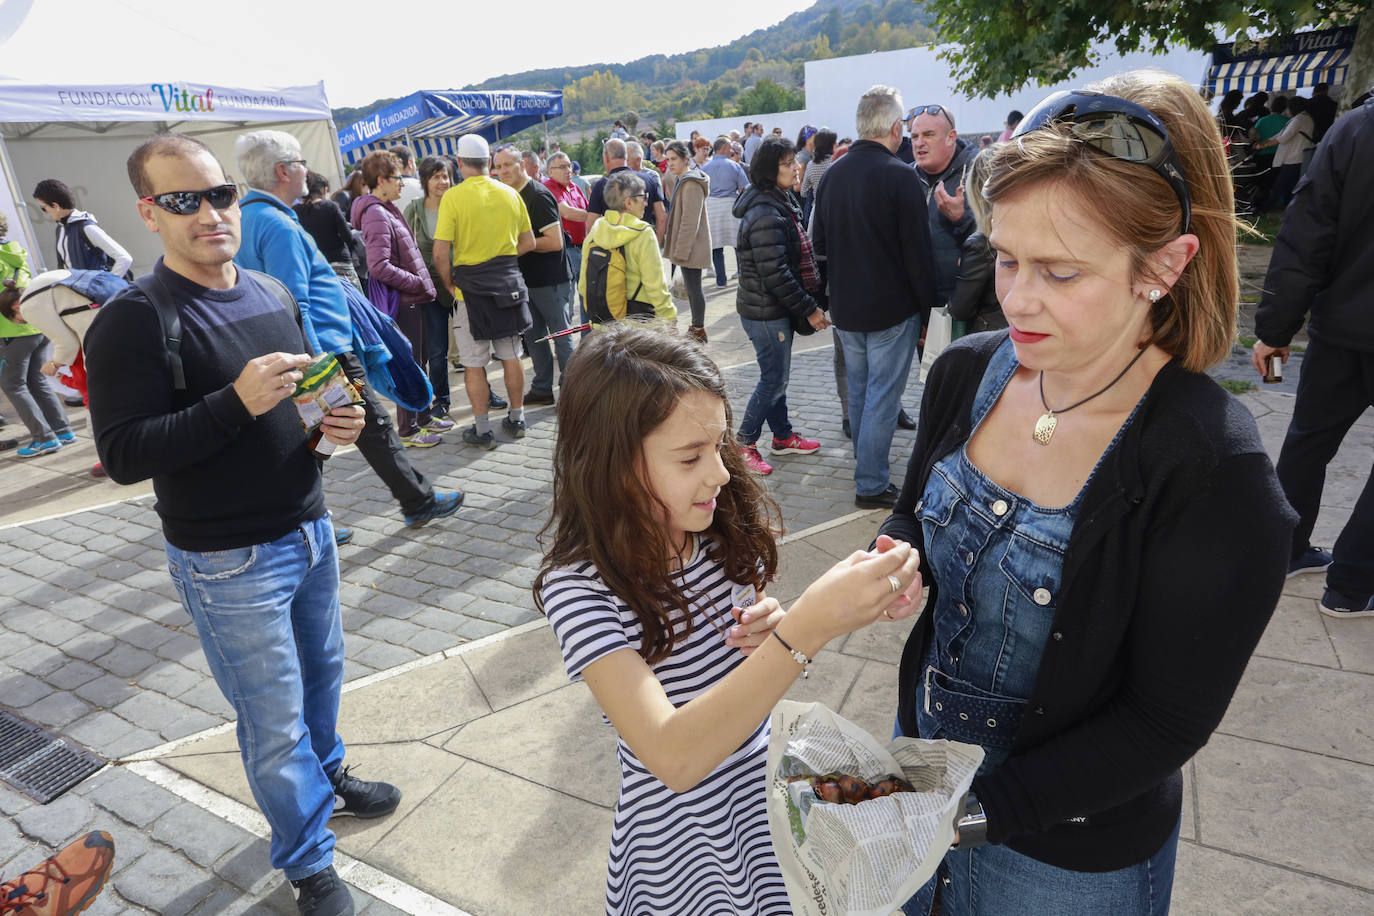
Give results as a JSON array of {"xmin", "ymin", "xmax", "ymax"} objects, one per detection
[{"xmin": 232, "ymin": 129, "xmax": 461, "ymax": 530}]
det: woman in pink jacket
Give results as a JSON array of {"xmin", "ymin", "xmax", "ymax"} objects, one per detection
[{"xmin": 351, "ymin": 150, "xmax": 443, "ymax": 447}]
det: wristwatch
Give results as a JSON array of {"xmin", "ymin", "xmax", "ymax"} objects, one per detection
[{"xmin": 952, "ymin": 793, "xmax": 987, "ymax": 849}]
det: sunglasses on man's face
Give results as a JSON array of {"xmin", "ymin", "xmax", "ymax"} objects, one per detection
[{"xmin": 141, "ymin": 183, "xmax": 239, "ymax": 216}]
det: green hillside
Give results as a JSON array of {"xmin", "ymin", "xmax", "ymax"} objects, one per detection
[{"xmin": 333, "ymin": 0, "xmax": 935, "ymax": 138}]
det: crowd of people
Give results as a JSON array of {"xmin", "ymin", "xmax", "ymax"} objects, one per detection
[
  {"xmin": 1217, "ymin": 82, "xmax": 1339, "ymax": 213},
  {"xmin": 2, "ymin": 67, "xmax": 1370, "ymax": 916}
]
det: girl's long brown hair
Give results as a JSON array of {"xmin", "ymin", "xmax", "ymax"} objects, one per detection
[{"xmin": 533, "ymin": 323, "xmax": 780, "ymax": 664}]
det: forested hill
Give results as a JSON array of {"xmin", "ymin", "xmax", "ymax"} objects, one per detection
[{"xmin": 333, "ymin": 0, "xmax": 935, "ymax": 135}]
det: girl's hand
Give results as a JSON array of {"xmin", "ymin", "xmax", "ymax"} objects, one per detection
[
  {"xmin": 726, "ymin": 596, "xmax": 784, "ymax": 656},
  {"xmin": 41, "ymin": 360, "xmax": 61, "ymax": 377},
  {"xmin": 789, "ymin": 540, "xmax": 923, "ymax": 649}
]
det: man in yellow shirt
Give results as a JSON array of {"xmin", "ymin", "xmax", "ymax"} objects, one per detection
[{"xmin": 433, "ymin": 134, "xmax": 535, "ymax": 449}]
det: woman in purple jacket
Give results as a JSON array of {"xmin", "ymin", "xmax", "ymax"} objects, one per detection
[{"xmin": 351, "ymin": 150, "xmax": 444, "ymax": 447}]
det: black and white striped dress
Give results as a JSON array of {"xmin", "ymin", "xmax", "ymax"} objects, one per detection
[{"xmin": 543, "ymin": 537, "xmax": 790, "ymax": 915}]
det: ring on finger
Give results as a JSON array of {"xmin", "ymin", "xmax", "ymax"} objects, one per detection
[{"xmin": 887, "ymin": 574, "xmax": 901, "ymax": 594}]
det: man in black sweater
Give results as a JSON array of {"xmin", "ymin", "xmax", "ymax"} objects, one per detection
[
  {"xmin": 84, "ymin": 135, "xmax": 397, "ymax": 916},
  {"xmin": 1252, "ymin": 96, "xmax": 1374, "ymax": 618},
  {"xmin": 813, "ymin": 84, "xmax": 938, "ymax": 508}
]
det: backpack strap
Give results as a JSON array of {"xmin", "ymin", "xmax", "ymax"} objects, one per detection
[{"xmin": 135, "ymin": 272, "xmax": 187, "ymax": 391}]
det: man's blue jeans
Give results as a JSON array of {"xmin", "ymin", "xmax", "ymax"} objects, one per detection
[
  {"xmin": 737, "ymin": 316, "xmax": 794, "ymax": 445},
  {"xmin": 164, "ymin": 514, "xmax": 345, "ymax": 881},
  {"xmin": 835, "ymin": 315, "xmax": 921, "ymax": 497},
  {"xmin": 523, "ymin": 281, "xmax": 574, "ymax": 396}
]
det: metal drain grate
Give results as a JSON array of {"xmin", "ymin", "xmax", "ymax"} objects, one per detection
[{"xmin": 0, "ymin": 710, "xmax": 105, "ymax": 803}]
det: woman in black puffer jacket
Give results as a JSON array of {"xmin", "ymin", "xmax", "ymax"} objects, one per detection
[{"xmin": 730, "ymin": 137, "xmax": 831, "ymax": 475}]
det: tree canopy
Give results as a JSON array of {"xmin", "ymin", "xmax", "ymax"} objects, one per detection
[{"xmin": 925, "ymin": 0, "xmax": 1370, "ymax": 98}]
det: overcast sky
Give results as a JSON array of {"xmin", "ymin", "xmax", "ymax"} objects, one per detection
[{"xmin": 0, "ymin": 0, "xmax": 817, "ymax": 108}]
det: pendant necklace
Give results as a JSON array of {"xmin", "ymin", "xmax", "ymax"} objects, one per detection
[{"xmin": 1033, "ymin": 347, "xmax": 1148, "ymax": 446}]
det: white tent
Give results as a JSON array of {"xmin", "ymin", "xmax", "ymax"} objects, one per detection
[{"xmin": 0, "ymin": 81, "xmax": 343, "ymax": 276}]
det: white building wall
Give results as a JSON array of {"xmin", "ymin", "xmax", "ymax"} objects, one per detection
[
  {"xmin": 678, "ymin": 43, "xmax": 1213, "ymax": 141},
  {"xmin": 675, "ymin": 110, "xmax": 810, "ymax": 143},
  {"xmin": 804, "ymin": 45, "xmax": 1213, "ymax": 136}
]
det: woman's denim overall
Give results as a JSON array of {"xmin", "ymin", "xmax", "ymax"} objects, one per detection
[{"xmin": 901, "ymin": 338, "xmax": 1176, "ymax": 916}]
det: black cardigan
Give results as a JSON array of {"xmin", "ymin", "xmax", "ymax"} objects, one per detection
[{"xmin": 879, "ymin": 332, "xmax": 1295, "ymax": 871}]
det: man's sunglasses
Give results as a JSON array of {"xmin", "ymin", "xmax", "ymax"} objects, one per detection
[
  {"xmin": 141, "ymin": 183, "xmax": 239, "ymax": 215},
  {"xmin": 1012, "ymin": 90, "xmax": 1191, "ymax": 233},
  {"xmin": 907, "ymin": 104, "xmax": 952, "ymax": 126}
]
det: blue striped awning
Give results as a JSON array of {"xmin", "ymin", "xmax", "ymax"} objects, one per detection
[
  {"xmin": 338, "ymin": 90, "xmax": 563, "ymax": 164},
  {"xmin": 1207, "ymin": 46, "xmax": 1351, "ymax": 96}
]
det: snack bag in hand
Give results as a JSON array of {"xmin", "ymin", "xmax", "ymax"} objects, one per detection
[{"xmin": 292, "ymin": 354, "xmax": 362, "ymax": 432}]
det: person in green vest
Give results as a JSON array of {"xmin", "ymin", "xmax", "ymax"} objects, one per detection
[{"xmin": 0, "ymin": 213, "xmax": 73, "ymax": 457}]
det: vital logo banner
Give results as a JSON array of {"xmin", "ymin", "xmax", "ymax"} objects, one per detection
[{"xmin": 5, "ymin": 82, "xmax": 332, "ymax": 122}]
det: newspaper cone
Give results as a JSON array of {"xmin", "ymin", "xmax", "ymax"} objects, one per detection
[{"xmin": 766, "ymin": 700, "xmax": 983, "ymax": 916}]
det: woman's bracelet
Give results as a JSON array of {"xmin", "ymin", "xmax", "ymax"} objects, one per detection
[{"xmin": 772, "ymin": 630, "xmax": 811, "ymax": 678}]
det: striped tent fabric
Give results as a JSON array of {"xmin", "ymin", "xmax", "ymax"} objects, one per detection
[
  {"xmin": 338, "ymin": 90, "xmax": 563, "ymax": 165},
  {"xmin": 542, "ymin": 537, "xmax": 792, "ymax": 915},
  {"xmin": 1207, "ymin": 46, "xmax": 1351, "ymax": 97}
]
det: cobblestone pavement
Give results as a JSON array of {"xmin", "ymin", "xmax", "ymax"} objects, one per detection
[{"xmin": 0, "ymin": 340, "xmax": 917, "ymax": 913}]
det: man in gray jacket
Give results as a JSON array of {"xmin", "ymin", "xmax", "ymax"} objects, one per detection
[{"xmin": 1251, "ymin": 96, "xmax": 1374, "ymax": 618}]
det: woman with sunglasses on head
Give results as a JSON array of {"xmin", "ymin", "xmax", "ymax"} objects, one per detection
[
  {"xmin": 882, "ymin": 70, "xmax": 1294, "ymax": 915},
  {"xmin": 351, "ymin": 150, "xmax": 442, "ymax": 447}
]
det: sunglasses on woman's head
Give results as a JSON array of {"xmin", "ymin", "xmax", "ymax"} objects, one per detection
[
  {"xmin": 141, "ymin": 183, "xmax": 239, "ymax": 215},
  {"xmin": 1012, "ymin": 89, "xmax": 1192, "ymax": 233}
]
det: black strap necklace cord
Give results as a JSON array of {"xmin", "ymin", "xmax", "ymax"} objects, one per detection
[{"xmin": 1032, "ymin": 346, "xmax": 1149, "ymax": 446}]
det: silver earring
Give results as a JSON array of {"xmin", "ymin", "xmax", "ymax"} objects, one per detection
[{"xmin": 1148, "ymin": 289, "xmax": 1162, "ymax": 303}]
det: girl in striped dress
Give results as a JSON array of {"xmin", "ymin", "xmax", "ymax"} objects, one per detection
[{"xmin": 535, "ymin": 323, "xmax": 923, "ymax": 915}]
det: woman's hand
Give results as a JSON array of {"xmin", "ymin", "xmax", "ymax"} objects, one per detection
[
  {"xmin": 726, "ymin": 596, "xmax": 784, "ymax": 656},
  {"xmin": 40, "ymin": 360, "xmax": 62, "ymax": 377},
  {"xmin": 807, "ymin": 309, "xmax": 830, "ymax": 331}
]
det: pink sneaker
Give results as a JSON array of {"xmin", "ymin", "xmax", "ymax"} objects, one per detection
[
  {"xmin": 771, "ymin": 433, "xmax": 820, "ymax": 455},
  {"xmin": 740, "ymin": 444, "xmax": 773, "ymax": 475}
]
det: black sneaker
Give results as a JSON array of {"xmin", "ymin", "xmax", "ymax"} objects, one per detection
[
  {"xmin": 1287, "ymin": 546, "xmax": 1333, "ymax": 579},
  {"xmin": 502, "ymin": 416, "xmax": 528, "ymax": 438},
  {"xmin": 488, "ymin": 391, "xmax": 508, "ymax": 410},
  {"xmin": 463, "ymin": 425, "xmax": 497, "ymax": 450},
  {"xmin": 329, "ymin": 765, "xmax": 401, "ymax": 819},
  {"xmin": 292, "ymin": 865, "xmax": 354, "ymax": 916},
  {"xmin": 1319, "ymin": 588, "xmax": 1374, "ymax": 619},
  {"xmin": 524, "ymin": 390, "xmax": 556, "ymax": 406},
  {"xmin": 855, "ymin": 484, "xmax": 900, "ymax": 510}
]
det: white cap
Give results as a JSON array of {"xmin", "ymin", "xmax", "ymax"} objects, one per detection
[{"xmin": 457, "ymin": 134, "xmax": 490, "ymax": 159}]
